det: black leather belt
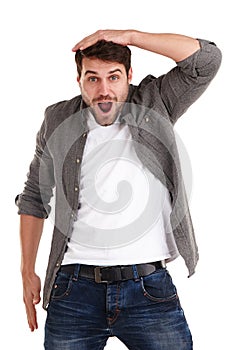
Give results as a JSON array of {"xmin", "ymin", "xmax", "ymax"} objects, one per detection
[{"xmin": 60, "ymin": 261, "xmax": 166, "ymax": 283}]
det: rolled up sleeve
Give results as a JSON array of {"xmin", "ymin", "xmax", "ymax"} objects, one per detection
[{"xmin": 158, "ymin": 39, "xmax": 222, "ymax": 124}]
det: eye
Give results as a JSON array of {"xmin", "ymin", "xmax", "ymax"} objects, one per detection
[
  {"xmin": 109, "ymin": 75, "xmax": 119, "ymax": 81},
  {"xmin": 88, "ymin": 76, "xmax": 98, "ymax": 82}
]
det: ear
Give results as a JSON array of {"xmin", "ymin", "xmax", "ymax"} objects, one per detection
[
  {"xmin": 127, "ymin": 67, "xmax": 133, "ymax": 83},
  {"xmin": 77, "ymin": 75, "xmax": 80, "ymax": 83}
]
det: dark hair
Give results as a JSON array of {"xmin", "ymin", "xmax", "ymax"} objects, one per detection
[{"xmin": 75, "ymin": 40, "xmax": 131, "ymax": 76}]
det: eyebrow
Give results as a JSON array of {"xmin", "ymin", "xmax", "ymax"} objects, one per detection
[{"xmin": 84, "ymin": 68, "xmax": 123, "ymax": 76}]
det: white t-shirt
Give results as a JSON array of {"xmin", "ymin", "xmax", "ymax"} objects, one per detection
[{"xmin": 62, "ymin": 113, "xmax": 179, "ymax": 266}]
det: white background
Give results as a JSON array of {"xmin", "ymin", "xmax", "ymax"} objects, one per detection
[{"xmin": 0, "ymin": 0, "xmax": 231, "ymax": 349}]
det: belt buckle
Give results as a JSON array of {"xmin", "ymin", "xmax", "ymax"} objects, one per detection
[{"xmin": 94, "ymin": 266, "xmax": 108, "ymax": 283}]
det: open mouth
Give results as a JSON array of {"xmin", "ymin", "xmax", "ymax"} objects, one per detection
[{"xmin": 98, "ymin": 102, "xmax": 113, "ymax": 113}]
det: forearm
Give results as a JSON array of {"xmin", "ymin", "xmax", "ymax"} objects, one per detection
[
  {"xmin": 128, "ymin": 31, "xmax": 200, "ymax": 62},
  {"xmin": 20, "ymin": 214, "xmax": 44, "ymax": 276}
]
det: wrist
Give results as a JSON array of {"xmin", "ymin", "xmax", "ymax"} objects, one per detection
[
  {"xmin": 127, "ymin": 29, "xmax": 140, "ymax": 46},
  {"xmin": 21, "ymin": 264, "xmax": 36, "ymax": 278}
]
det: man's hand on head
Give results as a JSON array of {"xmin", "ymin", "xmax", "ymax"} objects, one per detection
[{"xmin": 72, "ymin": 29, "xmax": 134, "ymax": 52}]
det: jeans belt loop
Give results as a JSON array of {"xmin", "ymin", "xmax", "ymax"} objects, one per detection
[
  {"xmin": 73, "ymin": 264, "xmax": 81, "ymax": 280},
  {"xmin": 132, "ymin": 265, "xmax": 140, "ymax": 281}
]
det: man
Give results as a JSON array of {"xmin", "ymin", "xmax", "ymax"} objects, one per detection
[{"xmin": 16, "ymin": 29, "xmax": 221, "ymax": 349}]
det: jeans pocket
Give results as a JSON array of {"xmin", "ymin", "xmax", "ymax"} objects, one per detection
[
  {"xmin": 140, "ymin": 270, "xmax": 178, "ymax": 303},
  {"xmin": 50, "ymin": 271, "xmax": 74, "ymax": 300}
]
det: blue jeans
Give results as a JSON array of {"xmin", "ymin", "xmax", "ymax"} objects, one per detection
[{"xmin": 44, "ymin": 264, "xmax": 193, "ymax": 349}]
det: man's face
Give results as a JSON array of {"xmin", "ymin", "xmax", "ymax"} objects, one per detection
[{"xmin": 77, "ymin": 57, "xmax": 132, "ymax": 126}]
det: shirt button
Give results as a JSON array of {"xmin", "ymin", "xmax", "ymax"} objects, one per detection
[
  {"xmin": 76, "ymin": 158, "xmax": 80, "ymax": 163},
  {"xmin": 56, "ymin": 262, "xmax": 60, "ymax": 267},
  {"xmin": 82, "ymin": 133, "xmax": 87, "ymax": 138},
  {"xmin": 74, "ymin": 187, "xmax": 78, "ymax": 192},
  {"xmin": 145, "ymin": 117, "xmax": 149, "ymax": 122}
]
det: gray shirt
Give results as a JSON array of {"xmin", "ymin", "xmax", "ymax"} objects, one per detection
[{"xmin": 16, "ymin": 39, "xmax": 222, "ymax": 309}]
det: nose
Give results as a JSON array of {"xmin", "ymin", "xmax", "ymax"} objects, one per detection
[{"xmin": 98, "ymin": 79, "xmax": 110, "ymax": 96}]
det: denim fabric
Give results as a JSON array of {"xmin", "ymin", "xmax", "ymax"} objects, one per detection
[{"xmin": 44, "ymin": 266, "xmax": 192, "ymax": 349}]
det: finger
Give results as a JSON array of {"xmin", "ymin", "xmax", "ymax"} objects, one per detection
[
  {"xmin": 25, "ymin": 300, "xmax": 38, "ymax": 331},
  {"xmin": 72, "ymin": 35, "xmax": 92, "ymax": 51},
  {"xmin": 28, "ymin": 316, "xmax": 38, "ymax": 332},
  {"xmin": 72, "ymin": 31, "xmax": 104, "ymax": 51},
  {"xmin": 33, "ymin": 292, "xmax": 41, "ymax": 305},
  {"xmin": 24, "ymin": 293, "xmax": 40, "ymax": 331},
  {"xmin": 29, "ymin": 317, "xmax": 38, "ymax": 332},
  {"xmin": 72, "ymin": 42, "xmax": 82, "ymax": 52},
  {"xmin": 72, "ymin": 38, "xmax": 95, "ymax": 52}
]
